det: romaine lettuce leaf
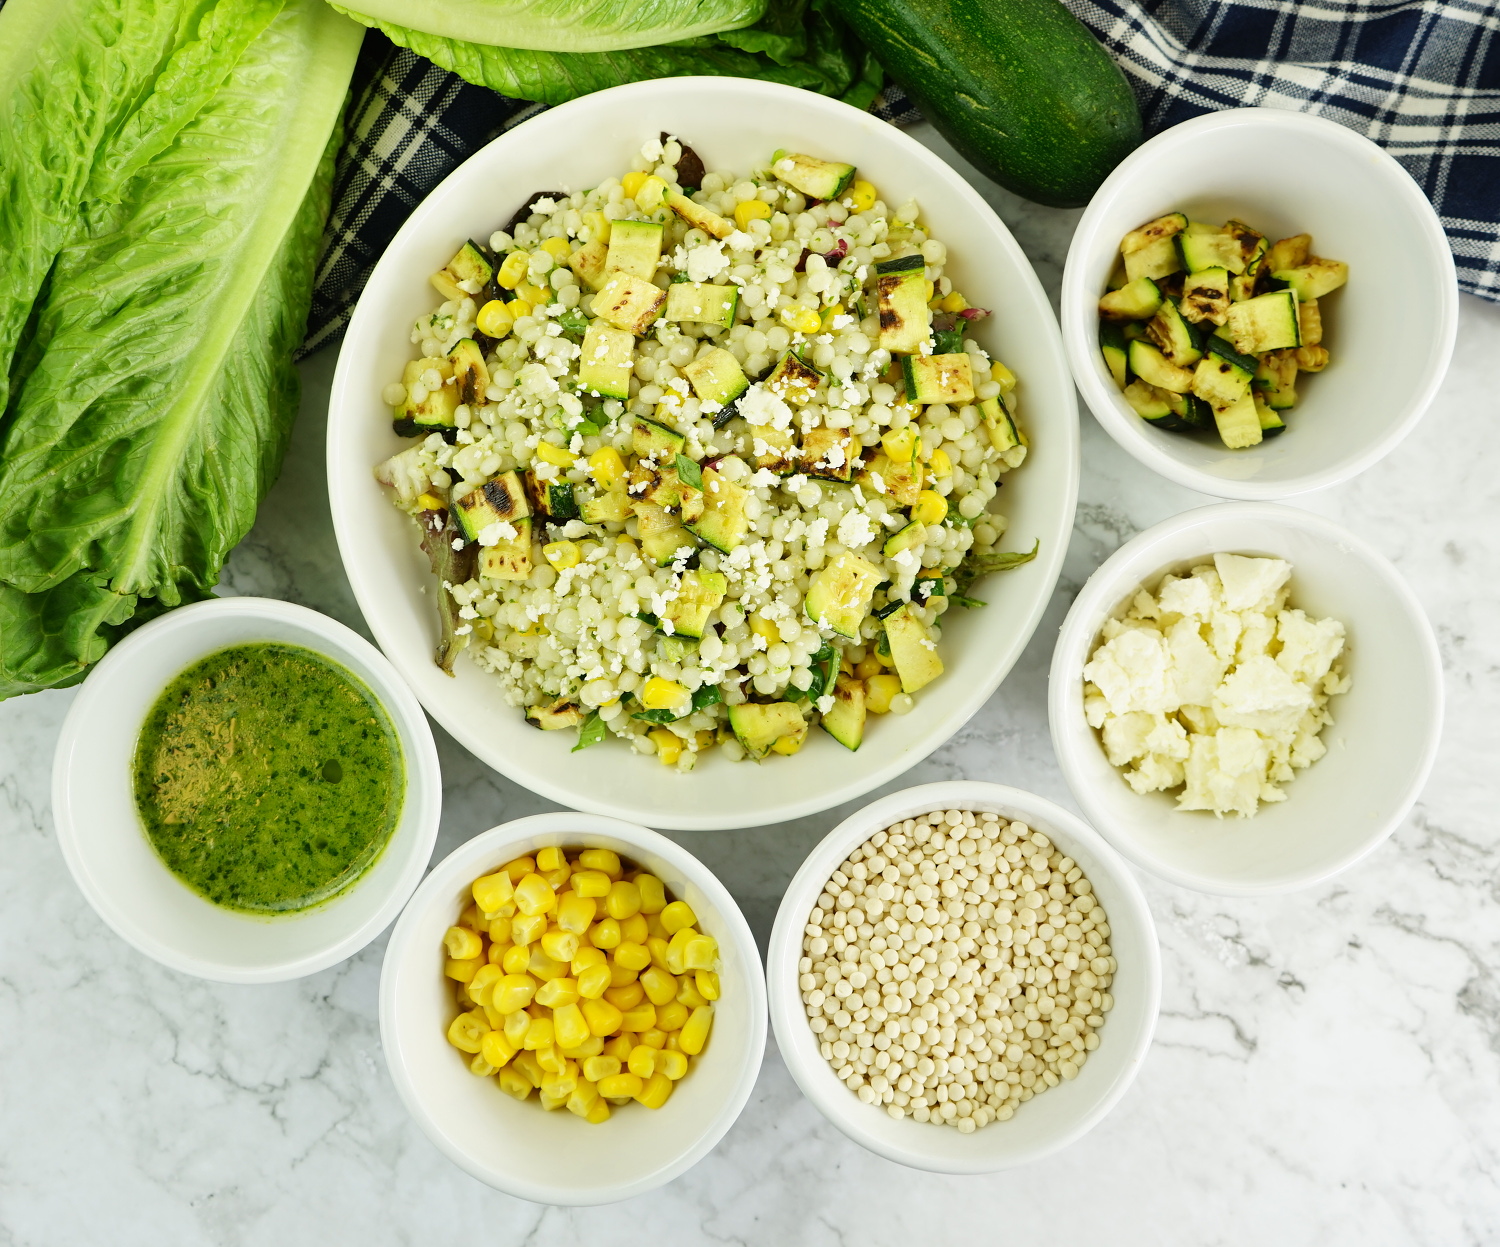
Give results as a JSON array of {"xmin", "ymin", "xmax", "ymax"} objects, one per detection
[
  {"xmin": 0, "ymin": 0, "xmax": 361, "ymax": 697},
  {"xmin": 336, "ymin": 0, "xmax": 765, "ymax": 54},
  {"xmin": 338, "ymin": 0, "xmax": 881, "ymax": 108}
]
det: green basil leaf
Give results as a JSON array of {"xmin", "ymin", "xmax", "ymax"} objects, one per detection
[
  {"xmin": 632, "ymin": 708, "xmax": 679, "ymax": 725},
  {"xmin": 954, "ymin": 539, "xmax": 1039, "ymax": 601},
  {"xmin": 949, "ymin": 594, "xmax": 987, "ymax": 609},
  {"xmin": 691, "ymin": 683, "xmax": 722, "ymax": 711},
  {"xmin": 674, "ymin": 453, "xmax": 704, "ymax": 492},
  {"xmin": 572, "ymin": 710, "xmax": 609, "ymax": 751}
]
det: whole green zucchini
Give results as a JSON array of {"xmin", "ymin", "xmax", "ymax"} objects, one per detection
[{"xmin": 831, "ymin": 0, "xmax": 1142, "ymax": 208}]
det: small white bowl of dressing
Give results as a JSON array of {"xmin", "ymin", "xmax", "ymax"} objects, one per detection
[{"xmin": 51, "ymin": 596, "xmax": 442, "ymax": 983}]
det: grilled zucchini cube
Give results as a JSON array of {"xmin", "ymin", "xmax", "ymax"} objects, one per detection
[
  {"xmin": 820, "ymin": 673, "xmax": 866, "ymax": 751},
  {"xmin": 884, "ymin": 520, "xmax": 926, "ymax": 558},
  {"xmin": 979, "ymin": 397, "xmax": 1021, "ymax": 453},
  {"xmin": 1100, "ymin": 321, "xmax": 1129, "ymax": 387},
  {"xmin": 1097, "ymin": 277, "xmax": 1163, "ymax": 321},
  {"xmin": 748, "ymin": 423, "xmax": 799, "ymax": 474},
  {"xmin": 582, "ymin": 484, "xmax": 631, "ymax": 524},
  {"xmin": 659, "ymin": 570, "xmax": 727, "ymax": 639},
  {"xmin": 398, "ymin": 356, "xmax": 458, "ymax": 431},
  {"xmin": 766, "ymin": 351, "xmax": 822, "ymax": 404},
  {"xmin": 1270, "ymin": 259, "xmax": 1349, "ymax": 302},
  {"xmin": 883, "ymin": 603, "xmax": 943, "ymax": 693},
  {"xmin": 454, "ymin": 470, "xmax": 530, "ymax": 543},
  {"xmin": 527, "ymin": 697, "xmax": 585, "ymax": 730},
  {"xmin": 479, "ymin": 517, "xmax": 533, "ymax": 581},
  {"xmin": 446, "ymin": 240, "xmax": 493, "ymax": 288},
  {"xmin": 632, "ymin": 500, "xmax": 695, "ymax": 566},
  {"xmin": 665, "ymin": 190, "xmax": 734, "ymax": 240},
  {"xmin": 1176, "ymin": 228, "xmax": 1246, "ymax": 274},
  {"xmin": 1180, "ymin": 268, "xmax": 1230, "ymax": 325},
  {"xmin": 686, "ymin": 466, "xmax": 750, "ymax": 553},
  {"xmin": 1224, "ymin": 289, "xmax": 1301, "ymax": 354},
  {"xmin": 604, "ymin": 219, "xmax": 663, "ymax": 281},
  {"xmin": 1123, "ymin": 234, "xmax": 1183, "ymax": 284},
  {"xmin": 804, "ymin": 553, "xmax": 883, "ymax": 639},
  {"xmin": 577, "ymin": 322, "xmax": 634, "ymax": 399},
  {"xmin": 568, "ymin": 239, "xmax": 609, "ymax": 291},
  {"xmin": 632, "ymin": 414, "xmax": 686, "ymax": 461},
  {"xmin": 664, "ymin": 282, "xmax": 738, "ymax": 329},
  {"xmin": 448, "ymin": 338, "xmax": 490, "ymax": 407},
  {"xmin": 1128, "ymin": 340, "xmax": 1194, "ymax": 394},
  {"xmin": 858, "ymin": 451, "xmax": 922, "ymax": 507},
  {"xmin": 1122, "ymin": 380, "xmax": 1191, "ymax": 431},
  {"xmin": 682, "ymin": 347, "xmax": 748, "ymax": 409},
  {"xmin": 728, "ymin": 701, "xmax": 807, "ymax": 760},
  {"xmin": 1211, "ymin": 390, "xmax": 1262, "ymax": 449},
  {"xmin": 1145, "ymin": 299, "xmax": 1203, "ymax": 367},
  {"xmin": 1262, "ymin": 233, "xmax": 1311, "ymax": 275},
  {"xmin": 877, "ymin": 270, "xmax": 932, "ymax": 353},
  {"xmin": 1254, "ymin": 394, "xmax": 1287, "ymax": 437},
  {"xmin": 769, "ymin": 150, "xmax": 857, "ymax": 202},
  {"xmin": 800, "ymin": 426, "xmax": 855, "ymax": 481},
  {"xmin": 1121, "ymin": 212, "xmax": 1187, "ymax": 254},
  {"xmin": 590, "ymin": 272, "xmax": 667, "ymax": 334},
  {"xmin": 902, "ymin": 353, "xmax": 975, "ymax": 405},
  {"xmin": 1254, "ymin": 350, "xmax": 1299, "ymax": 410},
  {"xmin": 1191, "ymin": 340, "xmax": 1256, "ymax": 409}
]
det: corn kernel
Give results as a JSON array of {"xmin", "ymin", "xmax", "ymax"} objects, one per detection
[
  {"xmin": 503, "ymin": 1008, "xmax": 532, "ymax": 1046},
  {"xmin": 514, "ymin": 873, "xmax": 556, "ymax": 916},
  {"xmin": 621, "ymin": 170, "xmax": 650, "ymax": 200},
  {"xmin": 991, "ymin": 360, "xmax": 1018, "ymax": 392},
  {"xmin": 583, "ymin": 1054, "xmax": 621, "ymax": 1083},
  {"xmin": 444, "ymin": 955, "xmax": 483, "ymax": 983},
  {"xmin": 575, "ymin": 963, "xmax": 613, "ymax": 1002},
  {"xmin": 572, "ymin": 944, "xmax": 607, "ymax": 972},
  {"xmin": 487, "ymin": 939, "xmax": 512, "ymax": 965},
  {"xmin": 611, "ymin": 964, "xmax": 638, "ymax": 993},
  {"xmin": 640, "ymin": 965, "xmax": 679, "ymax": 1007},
  {"xmin": 541, "ymin": 859, "xmax": 571, "ymax": 889},
  {"xmin": 619, "ymin": 915, "xmax": 648, "ymax": 948},
  {"xmin": 676, "ymin": 978, "xmax": 707, "ymax": 1009},
  {"xmin": 597, "ymin": 1072, "xmax": 644, "ymax": 1099},
  {"xmin": 649, "ymin": 727, "xmax": 682, "ymax": 766},
  {"xmin": 510, "ymin": 912, "xmax": 547, "ymax": 946},
  {"xmin": 866, "ymin": 673, "xmax": 902, "ymax": 714},
  {"xmin": 475, "ymin": 299, "xmax": 515, "ymax": 338},
  {"xmin": 522, "ymin": 1015, "xmax": 555, "ymax": 1051},
  {"xmin": 480, "ymin": 1029, "xmax": 517, "ymax": 1068},
  {"xmin": 585, "ymin": 1097, "xmax": 612, "ymax": 1123},
  {"xmin": 566, "ymin": 1079, "xmax": 600, "ymax": 1118},
  {"xmin": 647, "ymin": 935, "xmax": 672, "ymax": 970},
  {"xmin": 620, "ymin": 1001, "xmax": 656, "ymax": 1032},
  {"xmin": 497, "ymin": 250, "xmax": 530, "ymax": 288},
  {"xmin": 820, "ymin": 302, "xmax": 845, "ymax": 331},
  {"xmin": 491, "ymin": 973, "xmax": 537, "ymax": 1014},
  {"xmin": 936, "ymin": 290, "xmax": 968, "ymax": 313},
  {"xmin": 540, "ymin": 928, "xmax": 580, "ymax": 963},
  {"xmin": 633, "ymin": 175, "xmax": 669, "ymax": 210},
  {"xmin": 537, "ymin": 1045, "xmax": 567, "ymax": 1076},
  {"xmin": 512, "ymin": 1049, "xmax": 544, "ymax": 1088},
  {"xmin": 665, "ymin": 927, "xmax": 695, "ymax": 974},
  {"xmin": 635, "ymin": 1071, "xmax": 675, "ymax": 1110},
  {"xmin": 660, "ymin": 900, "xmax": 697, "ymax": 935},
  {"xmin": 579, "ymin": 848, "xmax": 622, "ymax": 877},
  {"xmin": 586, "ymin": 446, "xmax": 626, "ymax": 489},
  {"xmin": 628, "ymin": 1044, "xmax": 657, "ymax": 1079},
  {"xmin": 516, "ymin": 281, "xmax": 549, "ymax": 306},
  {"xmin": 507, "ymin": 297, "xmax": 533, "ymax": 320},
  {"xmin": 468, "ymin": 963, "xmax": 504, "ymax": 1004},
  {"xmin": 571, "ymin": 869, "xmax": 613, "ymax": 899},
  {"xmin": 854, "ymin": 655, "xmax": 883, "ymax": 680},
  {"xmin": 414, "ymin": 492, "xmax": 445, "ymax": 512},
  {"xmin": 843, "ymin": 179, "xmax": 878, "ymax": 211},
  {"xmin": 733, "ymin": 198, "xmax": 773, "ymax": 229},
  {"xmin": 556, "ymin": 892, "xmax": 597, "ymax": 936},
  {"xmin": 780, "ymin": 304, "xmax": 822, "ymax": 334},
  {"xmin": 603, "ymin": 1033, "xmax": 634, "ymax": 1060},
  {"xmin": 535, "ymin": 977, "xmax": 580, "ymax": 1009},
  {"xmin": 581, "ymin": 997, "xmax": 624, "ymax": 1037},
  {"xmin": 589, "ymin": 916, "xmax": 622, "ymax": 950},
  {"xmin": 559, "ymin": 1034, "xmax": 603, "ymax": 1060},
  {"xmin": 695, "ymin": 970, "xmax": 721, "ymax": 1001},
  {"xmin": 636, "ymin": 1028, "xmax": 667, "ymax": 1050},
  {"xmin": 538, "ymin": 1088, "xmax": 569, "ymax": 1111},
  {"xmin": 502, "ymin": 856, "xmax": 536, "ymax": 883},
  {"xmin": 530, "ymin": 845, "xmax": 562, "ymax": 872},
  {"xmin": 540, "ymin": 236, "xmax": 572, "ymax": 262},
  {"xmin": 501, "ymin": 943, "xmax": 532, "ymax": 975},
  {"xmin": 536, "ymin": 442, "xmax": 578, "ymax": 469},
  {"xmin": 683, "ymin": 933, "xmax": 718, "ymax": 971},
  {"xmin": 657, "ymin": 1049, "xmax": 689, "ymax": 1080},
  {"xmin": 922, "ymin": 279, "xmax": 936, "ymax": 302},
  {"xmin": 605, "ymin": 981, "xmax": 645, "ymax": 1011},
  {"xmin": 528, "ymin": 948, "xmax": 569, "ymax": 981},
  {"xmin": 615, "ymin": 941, "xmax": 651, "ymax": 972},
  {"xmin": 446, "ymin": 1010, "xmax": 487, "ymax": 1054},
  {"xmin": 551, "ymin": 1002, "xmax": 591, "ymax": 1050},
  {"xmin": 771, "ymin": 729, "xmax": 805, "ymax": 756},
  {"xmin": 635, "ymin": 873, "xmax": 667, "ymax": 914},
  {"xmin": 680, "ymin": 1005, "xmax": 714, "ymax": 1056},
  {"xmin": 469, "ymin": 1052, "xmax": 497, "ymax": 1077},
  {"xmin": 497, "ymin": 1066, "xmax": 533, "ymax": 1100},
  {"xmin": 655, "ymin": 1000, "xmax": 689, "ymax": 1033},
  {"xmin": 487, "ymin": 910, "xmax": 514, "ymax": 941},
  {"xmin": 582, "ymin": 210, "xmax": 611, "ymax": 243},
  {"xmin": 913, "ymin": 490, "xmax": 949, "ymax": 526},
  {"xmin": 541, "ymin": 1064, "xmax": 578, "ymax": 1102},
  {"xmin": 604, "ymin": 879, "xmax": 642, "ymax": 921},
  {"xmin": 641, "ymin": 676, "xmax": 689, "ymax": 711},
  {"xmin": 443, "ymin": 925, "xmax": 482, "ymax": 960}
]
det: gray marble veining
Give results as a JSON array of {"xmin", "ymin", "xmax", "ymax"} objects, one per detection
[{"xmin": 2, "ymin": 121, "xmax": 1499, "ymax": 1245}]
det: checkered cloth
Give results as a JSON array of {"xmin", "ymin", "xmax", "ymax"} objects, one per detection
[{"xmin": 303, "ymin": 4, "xmax": 1500, "ymax": 354}]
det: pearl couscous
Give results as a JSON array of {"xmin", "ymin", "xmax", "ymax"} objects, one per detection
[
  {"xmin": 799, "ymin": 808, "xmax": 1113, "ymax": 1132},
  {"xmin": 375, "ymin": 135, "xmax": 1035, "ymax": 768}
]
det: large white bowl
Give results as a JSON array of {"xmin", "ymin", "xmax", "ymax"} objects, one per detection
[
  {"xmin": 379, "ymin": 812, "xmax": 767, "ymax": 1205},
  {"xmin": 51, "ymin": 597, "xmax": 442, "ymax": 983},
  {"xmin": 767, "ymin": 781, "xmax": 1159, "ymax": 1173},
  {"xmin": 1048, "ymin": 503, "xmax": 1443, "ymax": 894},
  {"xmin": 327, "ymin": 76, "xmax": 1079, "ymax": 831},
  {"xmin": 1062, "ymin": 108, "xmax": 1458, "ymax": 500}
]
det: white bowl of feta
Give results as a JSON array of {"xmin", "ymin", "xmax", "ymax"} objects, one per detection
[
  {"xmin": 327, "ymin": 77, "xmax": 1079, "ymax": 830},
  {"xmin": 1048, "ymin": 502, "xmax": 1442, "ymax": 895}
]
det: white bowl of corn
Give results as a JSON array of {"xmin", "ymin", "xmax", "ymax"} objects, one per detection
[{"xmin": 379, "ymin": 811, "xmax": 766, "ymax": 1205}]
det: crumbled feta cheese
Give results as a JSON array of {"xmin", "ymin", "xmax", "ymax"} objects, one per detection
[
  {"xmin": 736, "ymin": 382, "xmax": 794, "ymax": 430},
  {"xmin": 476, "ymin": 520, "xmax": 518, "ymax": 547},
  {"xmin": 836, "ymin": 509, "xmax": 876, "ymax": 550},
  {"xmin": 687, "ymin": 241, "xmax": 730, "ymax": 282}
]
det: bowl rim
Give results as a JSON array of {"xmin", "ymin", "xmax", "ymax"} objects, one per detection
[
  {"xmin": 1046, "ymin": 500, "xmax": 1445, "ymax": 895},
  {"xmin": 765, "ymin": 780, "xmax": 1161, "ymax": 1173},
  {"xmin": 325, "ymin": 74, "xmax": 1080, "ymax": 831},
  {"xmin": 1060, "ymin": 106, "xmax": 1459, "ymax": 501},
  {"xmin": 49, "ymin": 595, "xmax": 443, "ymax": 983},
  {"xmin": 378, "ymin": 810, "xmax": 769, "ymax": 1205}
]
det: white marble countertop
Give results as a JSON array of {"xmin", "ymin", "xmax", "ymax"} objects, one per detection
[{"xmin": 4, "ymin": 122, "xmax": 1499, "ymax": 1245}]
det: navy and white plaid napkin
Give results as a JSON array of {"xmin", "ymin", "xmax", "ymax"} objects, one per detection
[{"xmin": 304, "ymin": 2, "xmax": 1500, "ymax": 354}]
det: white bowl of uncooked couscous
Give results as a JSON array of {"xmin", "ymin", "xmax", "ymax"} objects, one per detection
[
  {"xmin": 327, "ymin": 77, "xmax": 1079, "ymax": 831},
  {"xmin": 767, "ymin": 781, "xmax": 1159, "ymax": 1173}
]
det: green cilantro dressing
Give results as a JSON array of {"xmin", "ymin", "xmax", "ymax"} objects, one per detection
[{"xmin": 133, "ymin": 642, "xmax": 405, "ymax": 914}]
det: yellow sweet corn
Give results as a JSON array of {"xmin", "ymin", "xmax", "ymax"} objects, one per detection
[
  {"xmin": 487, "ymin": 939, "xmax": 512, "ymax": 966},
  {"xmin": 475, "ymin": 299, "xmax": 515, "ymax": 338},
  {"xmin": 771, "ymin": 730, "xmax": 805, "ymax": 756},
  {"xmin": 414, "ymin": 492, "xmax": 445, "ymax": 512},
  {"xmin": 522, "ymin": 1015, "xmax": 555, "ymax": 1051},
  {"xmin": 633, "ymin": 175, "xmax": 669, "ymax": 210},
  {"xmin": 855, "ymin": 655, "xmax": 883, "ymax": 680},
  {"xmin": 540, "ymin": 928, "xmax": 580, "ymax": 963},
  {"xmin": 589, "ymin": 916, "xmax": 622, "ymax": 950},
  {"xmin": 443, "ymin": 925, "xmax": 482, "ymax": 960},
  {"xmin": 468, "ymin": 963, "xmax": 504, "ymax": 1005},
  {"xmin": 510, "ymin": 912, "xmax": 547, "ymax": 946},
  {"xmin": 514, "ymin": 873, "xmax": 557, "ymax": 916},
  {"xmin": 444, "ymin": 955, "xmax": 483, "ymax": 983},
  {"xmin": 935, "ymin": 290, "xmax": 968, "ymax": 313},
  {"xmin": 866, "ymin": 673, "xmax": 902, "ymax": 714},
  {"xmin": 605, "ymin": 879, "xmax": 642, "ymax": 920},
  {"xmin": 695, "ymin": 970, "xmax": 720, "ymax": 1001},
  {"xmin": 571, "ymin": 944, "xmax": 606, "ymax": 971},
  {"xmin": 635, "ymin": 1071, "xmax": 674, "ymax": 1109},
  {"xmin": 497, "ymin": 250, "xmax": 530, "ymax": 288},
  {"xmin": 535, "ymin": 977, "xmax": 580, "ymax": 1009},
  {"xmin": 843, "ymin": 179, "xmax": 878, "ymax": 212},
  {"xmin": 536, "ymin": 1045, "xmax": 567, "ymax": 1076},
  {"xmin": 603, "ymin": 1033, "xmax": 634, "ymax": 1060},
  {"xmin": 541, "ymin": 1067, "xmax": 579, "ymax": 1108},
  {"xmin": 582, "ymin": 1054, "xmax": 621, "ymax": 1083},
  {"xmin": 586, "ymin": 446, "xmax": 626, "ymax": 489},
  {"xmin": 516, "ymin": 281, "xmax": 550, "ymax": 306},
  {"xmin": 640, "ymin": 966, "xmax": 678, "ymax": 1007},
  {"xmin": 480, "ymin": 1029, "xmax": 517, "ymax": 1069},
  {"xmin": 927, "ymin": 448, "xmax": 953, "ymax": 479},
  {"xmin": 584, "ymin": 1097, "xmax": 612, "ymax": 1124},
  {"xmin": 660, "ymin": 900, "xmax": 697, "ymax": 935},
  {"xmin": 469, "ymin": 1052, "xmax": 498, "ymax": 1077},
  {"xmin": 676, "ymin": 978, "xmax": 707, "ymax": 1009},
  {"xmin": 655, "ymin": 1000, "xmax": 689, "ymax": 1033},
  {"xmin": 571, "ymin": 869, "xmax": 612, "ymax": 899},
  {"xmin": 527, "ymin": 948, "xmax": 569, "ymax": 982},
  {"xmin": 820, "ymin": 302, "xmax": 845, "ymax": 331},
  {"xmin": 991, "ymin": 359, "xmax": 1018, "ymax": 392},
  {"xmin": 733, "ymin": 198, "xmax": 772, "ymax": 229},
  {"xmin": 507, "ymin": 297, "xmax": 533, "ymax": 321},
  {"xmin": 618, "ymin": 1000, "xmax": 655, "ymax": 1032},
  {"xmin": 657, "ymin": 1049, "xmax": 689, "ymax": 1080},
  {"xmin": 614, "ymin": 941, "xmax": 651, "ymax": 973},
  {"xmin": 512, "ymin": 1049, "xmax": 544, "ymax": 1089},
  {"xmin": 576, "ymin": 965, "xmax": 612, "ymax": 1002},
  {"xmin": 559, "ymin": 1034, "xmax": 603, "ymax": 1060},
  {"xmin": 605, "ymin": 981, "xmax": 645, "ymax": 1011},
  {"xmin": 636, "ymin": 873, "xmax": 667, "ymax": 914},
  {"xmin": 922, "ymin": 279, "xmax": 936, "ymax": 303},
  {"xmin": 536, "ymin": 443, "xmax": 577, "ymax": 470},
  {"xmin": 501, "ymin": 856, "xmax": 536, "ymax": 882},
  {"xmin": 501, "ymin": 944, "xmax": 532, "ymax": 975},
  {"xmin": 497, "ymin": 1066, "xmax": 533, "ymax": 1101},
  {"xmin": 597, "ymin": 1072, "xmax": 644, "ymax": 1099},
  {"xmin": 748, "ymin": 612, "xmax": 779, "ymax": 645},
  {"xmin": 556, "ymin": 891, "xmax": 597, "ymax": 935},
  {"xmin": 566, "ymin": 1079, "xmax": 600, "ymax": 1118},
  {"xmin": 680, "ymin": 1005, "xmax": 714, "ymax": 1056},
  {"xmin": 446, "ymin": 1010, "xmax": 487, "ymax": 1054},
  {"xmin": 540, "ymin": 237, "xmax": 572, "ymax": 262},
  {"xmin": 665, "ymin": 927, "xmax": 695, "ymax": 974},
  {"xmin": 636, "ymin": 1028, "xmax": 667, "ymax": 1050},
  {"xmin": 535, "ymin": 846, "xmax": 565, "ymax": 872},
  {"xmin": 621, "ymin": 170, "xmax": 650, "ymax": 200},
  {"xmin": 780, "ymin": 304, "xmax": 822, "ymax": 334},
  {"xmin": 640, "ymin": 677, "xmax": 688, "ymax": 711},
  {"xmin": 541, "ymin": 858, "xmax": 572, "ymax": 889},
  {"xmin": 487, "ymin": 912, "xmax": 513, "ymax": 942},
  {"xmin": 647, "ymin": 936, "xmax": 672, "ymax": 971},
  {"xmin": 503, "ymin": 1008, "xmax": 532, "ymax": 1047},
  {"xmin": 551, "ymin": 1002, "xmax": 591, "ymax": 1050},
  {"xmin": 913, "ymin": 489, "xmax": 948, "ymax": 525},
  {"xmin": 582, "ymin": 210, "xmax": 611, "ymax": 243},
  {"xmin": 578, "ymin": 848, "xmax": 622, "ymax": 877},
  {"xmin": 581, "ymin": 997, "xmax": 624, "ymax": 1038},
  {"xmin": 492, "ymin": 973, "xmax": 537, "ymax": 1014},
  {"xmin": 649, "ymin": 728, "xmax": 682, "ymax": 766},
  {"xmin": 627, "ymin": 1044, "xmax": 657, "ymax": 1079}
]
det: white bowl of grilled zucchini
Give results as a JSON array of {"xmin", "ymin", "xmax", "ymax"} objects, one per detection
[
  {"xmin": 327, "ymin": 77, "xmax": 1079, "ymax": 830},
  {"xmin": 1062, "ymin": 107, "xmax": 1458, "ymax": 500}
]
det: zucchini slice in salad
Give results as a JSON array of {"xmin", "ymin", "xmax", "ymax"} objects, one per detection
[
  {"xmin": 682, "ymin": 347, "xmax": 748, "ymax": 410},
  {"xmin": 820, "ymin": 674, "xmax": 867, "ymax": 752},
  {"xmin": 659, "ymin": 569, "xmax": 727, "ymax": 639},
  {"xmin": 454, "ymin": 470, "xmax": 530, "ymax": 544},
  {"xmin": 1190, "ymin": 339, "xmax": 1256, "ymax": 409},
  {"xmin": 883, "ymin": 603, "xmax": 943, "ymax": 694},
  {"xmin": 664, "ymin": 281, "xmax": 738, "ymax": 329},
  {"xmin": 632, "ymin": 414, "xmax": 687, "ymax": 461},
  {"xmin": 1254, "ymin": 394, "xmax": 1287, "ymax": 438},
  {"xmin": 1180, "ymin": 267, "xmax": 1231, "ymax": 326},
  {"xmin": 728, "ymin": 701, "xmax": 807, "ymax": 760},
  {"xmin": 1145, "ymin": 298, "xmax": 1203, "ymax": 366},
  {"xmin": 1212, "ymin": 390, "xmax": 1263, "ymax": 449},
  {"xmin": 665, "ymin": 190, "xmax": 734, "ymax": 240},
  {"xmin": 1128, "ymin": 340, "xmax": 1194, "ymax": 394},
  {"xmin": 686, "ymin": 466, "xmax": 750, "ymax": 553},
  {"xmin": 1224, "ymin": 289, "xmax": 1302, "ymax": 355},
  {"xmin": 1099, "ymin": 321, "xmax": 1129, "ymax": 387},
  {"xmin": 765, "ymin": 350, "xmax": 823, "ymax": 405},
  {"xmin": 396, "ymin": 355, "xmax": 458, "ymax": 433},
  {"xmin": 902, "ymin": 353, "xmax": 976, "ymax": 405},
  {"xmin": 769, "ymin": 150, "xmax": 857, "ymax": 202},
  {"xmin": 590, "ymin": 272, "xmax": 667, "ymax": 335},
  {"xmin": 1269, "ymin": 259, "xmax": 1349, "ymax": 302},
  {"xmin": 804, "ymin": 553, "xmax": 884, "ymax": 639},
  {"xmin": 577, "ymin": 322, "xmax": 634, "ymax": 399},
  {"xmin": 1123, "ymin": 234, "xmax": 1183, "ymax": 284},
  {"xmin": 447, "ymin": 338, "xmax": 489, "ymax": 407},
  {"xmin": 603, "ymin": 219, "xmax": 663, "ymax": 282},
  {"xmin": 1121, "ymin": 212, "xmax": 1187, "ymax": 255},
  {"xmin": 568, "ymin": 238, "xmax": 609, "ymax": 291},
  {"xmin": 1254, "ymin": 350, "xmax": 1300, "ymax": 410},
  {"xmin": 800, "ymin": 426, "xmax": 856, "ymax": 481},
  {"xmin": 1098, "ymin": 277, "xmax": 1162, "ymax": 320},
  {"xmin": 478, "ymin": 519, "xmax": 533, "ymax": 582},
  {"xmin": 1176, "ymin": 228, "xmax": 1247, "ymax": 275},
  {"xmin": 876, "ymin": 269, "xmax": 932, "ymax": 353}
]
